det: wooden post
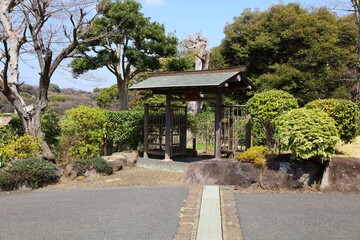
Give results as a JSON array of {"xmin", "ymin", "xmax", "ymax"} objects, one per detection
[
  {"xmin": 215, "ymin": 88, "xmax": 222, "ymax": 160},
  {"xmin": 143, "ymin": 104, "xmax": 149, "ymax": 158},
  {"xmin": 165, "ymin": 94, "xmax": 172, "ymax": 160},
  {"xmin": 245, "ymin": 114, "xmax": 252, "ymax": 149}
]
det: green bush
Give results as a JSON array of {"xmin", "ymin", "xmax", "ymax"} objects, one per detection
[
  {"xmin": 59, "ymin": 106, "xmax": 107, "ymax": 159},
  {"xmin": 106, "ymin": 110, "xmax": 144, "ymax": 152},
  {"xmin": 246, "ymin": 90, "xmax": 298, "ymax": 149},
  {"xmin": 41, "ymin": 111, "xmax": 61, "ymax": 150},
  {"xmin": 0, "ymin": 158, "xmax": 59, "ymax": 190},
  {"xmin": 274, "ymin": 108, "xmax": 339, "ymax": 160},
  {"xmin": 0, "ymin": 114, "xmax": 23, "ymax": 146},
  {"xmin": 234, "ymin": 146, "xmax": 271, "ymax": 167},
  {"xmin": 305, "ymin": 99, "xmax": 359, "ymax": 142},
  {"xmin": 73, "ymin": 157, "xmax": 113, "ymax": 176},
  {"xmin": 0, "ymin": 135, "xmax": 42, "ymax": 163}
]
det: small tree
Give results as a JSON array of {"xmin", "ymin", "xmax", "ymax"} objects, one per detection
[
  {"xmin": 274, "ymin": 108, "xmax": 339, "ymax": 160},
  {"xmin": 188, "ymin": 111, "xmax": 214, "ymax": 152},
  {"xmin": 69, "ymin": 0, "xmax": 177, "ymax": 110},
  {"xmin": 246, "ymin": 90, "xmax": 298, "ymax": 149},
  {"xmin": 305, "ymin": 99, "xmax": 359, "ymax": 142}
]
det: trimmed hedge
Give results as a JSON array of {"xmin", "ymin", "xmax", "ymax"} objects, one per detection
[
  {"xmin": 106, "ymin": 110, "xmax": 144, "ymax": 152},
  {"xmin": 274, "ymin": 108, "xmax": 339, "ymax": 160},
  {"xmin": 305, "ymin": 98, "xmax": 359, "ymax": 142},
  {"xmin": 246, "ymin": 90, "xmax": 298, "ymax": 148}
]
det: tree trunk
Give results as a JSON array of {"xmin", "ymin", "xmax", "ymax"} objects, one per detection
[
  {"xmin": 264, "ymin": 122, "xmax": 276, "ymax": 150},
  {"xmin": 117, "ymin": 77, "xmax": 129, "ymax": 110},
  {"xmin": 352, "ymin": 1, "xmax": 360, "ymax": 63},
  {"xmin": 3, "ymin": 86, "xmax": 55, "ymax": 161}
]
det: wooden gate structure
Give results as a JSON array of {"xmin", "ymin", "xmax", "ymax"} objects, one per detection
[
  {"xmin": 143, "ymin": 105, "xmax": 187, "ymax": 158},
  {"xmin": 130, "ymin": 67, "xmax": 255, "ymax": 160},
  {"xmin": 220, "ymin": 105, "xmax": 251, "ymax": 158}
]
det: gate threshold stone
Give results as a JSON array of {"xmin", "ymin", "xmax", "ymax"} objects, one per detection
[{"xmin": 196, "ymin": 185, "xmax": 222, "ymax": 240}]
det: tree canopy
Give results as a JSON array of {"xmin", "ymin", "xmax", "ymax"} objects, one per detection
[
  {"xmin": 69, "ymin": 0, "xmax": 178, "ymax": 110},
  {"xmin": 221, "ymin": 3, "xmax": 357, "ymax": 105}
]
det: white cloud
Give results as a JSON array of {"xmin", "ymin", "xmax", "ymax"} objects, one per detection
[{"xmin": 143, "ymin": 0, "xmax": 164, "ymax": 8}]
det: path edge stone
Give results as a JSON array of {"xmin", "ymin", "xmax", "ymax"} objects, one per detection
[
  {"xmin": 174, "ymin": 184, "xmax": 203, "ymax": 240},
  {"xmin": 220, "ymin": 186, "xmax": 244, "ymax": 240}
]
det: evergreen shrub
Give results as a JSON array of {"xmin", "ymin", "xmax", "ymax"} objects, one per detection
[
  {"xmin": 274, "ymin": 108, "xmax": 339, "ymax": 160},
  {"xmin": 235, "ymin": 146, "xmax": 271, "ymax": 168},
  {"xmin": 305, "ymin": 99, "xmax": 359, "ymax": 142},
  {"xmin": 0, "ymin": 158, "xmax": 59, "ymax": 190}
]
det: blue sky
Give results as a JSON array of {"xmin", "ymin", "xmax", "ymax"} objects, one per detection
[{"xmin": 23, "ymin": 0, "xmax": 332, "ymax": 91}]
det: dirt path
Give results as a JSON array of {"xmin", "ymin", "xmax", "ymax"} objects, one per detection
[{"xmin": 44, "ymin": 166, "xmax": 186, "ymax": 190}]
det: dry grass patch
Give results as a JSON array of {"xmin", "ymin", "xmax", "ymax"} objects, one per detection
[{"xmin": 336, "ymin": 136, "xmax": 360, "ymax": 159}]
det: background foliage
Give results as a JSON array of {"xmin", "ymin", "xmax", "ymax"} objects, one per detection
[
  {"xmin": 221, "ymin": 3, "xmax": 357, "ymax": 105},
  {"xmin": 106, "ymin": 110, "xmax": 144, "ymax": 152}
]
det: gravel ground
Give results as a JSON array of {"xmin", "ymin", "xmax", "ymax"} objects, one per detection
[
  {"xmin": 137, "ymin": 157, "xmax": 189, "ymax": 172},
  {"xmin": 44, "ymin": 166, "xmax": 186, "ymax": 190}
]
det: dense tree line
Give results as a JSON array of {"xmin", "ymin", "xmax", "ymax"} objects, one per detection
[{"xmin": 219, "ymin": 3, "xmax": 359, "ymax": 105}]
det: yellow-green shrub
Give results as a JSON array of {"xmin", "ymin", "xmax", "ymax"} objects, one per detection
[
  {"xmin": 0, "ymin": 135, "xmax": 42, "ymax": 163},
  {"xmin": 235, "ymin": 146, "xmax": 271, "ymax": 167}
]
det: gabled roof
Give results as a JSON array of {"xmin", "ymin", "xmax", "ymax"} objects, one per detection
[{"xmin": 129, "ymin": 67, "xmax": 255, "ymax": 94}]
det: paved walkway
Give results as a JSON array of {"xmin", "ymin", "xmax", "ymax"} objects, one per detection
[
  {"xmin": 174, "ymin": 185, "xmax": 243, "ymax": 240},
  {"xmin": 174, "ymin": 186, "xmax": 360, "ymax": 240}
]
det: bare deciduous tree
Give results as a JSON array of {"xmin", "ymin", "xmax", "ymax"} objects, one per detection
[
  {"xmin": 0, "ymin": 0, "xmax": 104, "ymax": 160},
  {"xmin": 182, "ymin": 33, "xmax": 212, "ymax": 115}
]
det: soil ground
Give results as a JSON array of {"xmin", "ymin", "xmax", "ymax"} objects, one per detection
[
  {"xmin": 44, "ymin": 166, "xmax": 185, "ymax": 190},
  {"xmin": 43, "ymin": 136, "xmax": 360, "ymax": 190}
]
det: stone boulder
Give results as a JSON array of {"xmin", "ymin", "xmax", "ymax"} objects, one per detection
[
  {"xmin": 260, "ymin": 155, "xmax": 324, "ymax": 190},
  {"xmin": 110, "ymin": 150, "xmax": 138, "ymax": 165},
  {"xmin": 184, "ymin": 159, "xmax": 260, "ymax": 187},
  {"xmin": 320, "ymin": 156, "xmax": 360, "ymax": 193},
  {"xmin": 62, "ymin": 164, "xmax": 77, "ymax": 180},
  {"xmin": 84, "ymin": 169, "xmax": 98, "ymax": 179},
  {"xmin": 107, "ymin": 158, "xmax": 127, "ymax": 172}
]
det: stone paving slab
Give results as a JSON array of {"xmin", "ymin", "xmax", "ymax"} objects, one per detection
[{"xmin": 196, "ymin": 185, "xmax": 222, "ymax": 240}]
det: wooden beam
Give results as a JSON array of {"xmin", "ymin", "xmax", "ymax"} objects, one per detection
[
  {"xmin": 245, "ymin": 114, "xmax": 252, "ymax": 149},
  {"xmin": 215, "ymin": 88, "xmax": 222, "ymax": 160},
  {"xmin": 165, "ymin": 94, "xmax": 172, "ymax": 160},
  {"xmin": 143, "ymin": 104, "xmax": 149, "ymax": 158}
]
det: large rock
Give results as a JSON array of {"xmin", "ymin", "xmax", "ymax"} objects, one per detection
[
  {"xmin": 259, "ymin": 168, "xmax": 291, "ymax": 190},
  {"xmin": 84, "ymin": 169, "xmax": 98, "ymax": 179},
  {"xmin": 260, "ymin": 155, "xmax": 324, "ymax": 190},
  {"xmin": 110, "ymin": 151, "xmax": 138, "ymax": 165},
  {"xmin": 107, "ymin": 158, "xmax": 127, "ymax": 172},
  {"xmin": 62, "ymin": 164, "xmax": 77, "ymax": 180},
  {"xmin": 320, "ymin": 156, "xmax": 360, "ymax": 193},
  {"xmin": 184, "ymin": 159, "xmax": 260, "ymax": 187}
]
